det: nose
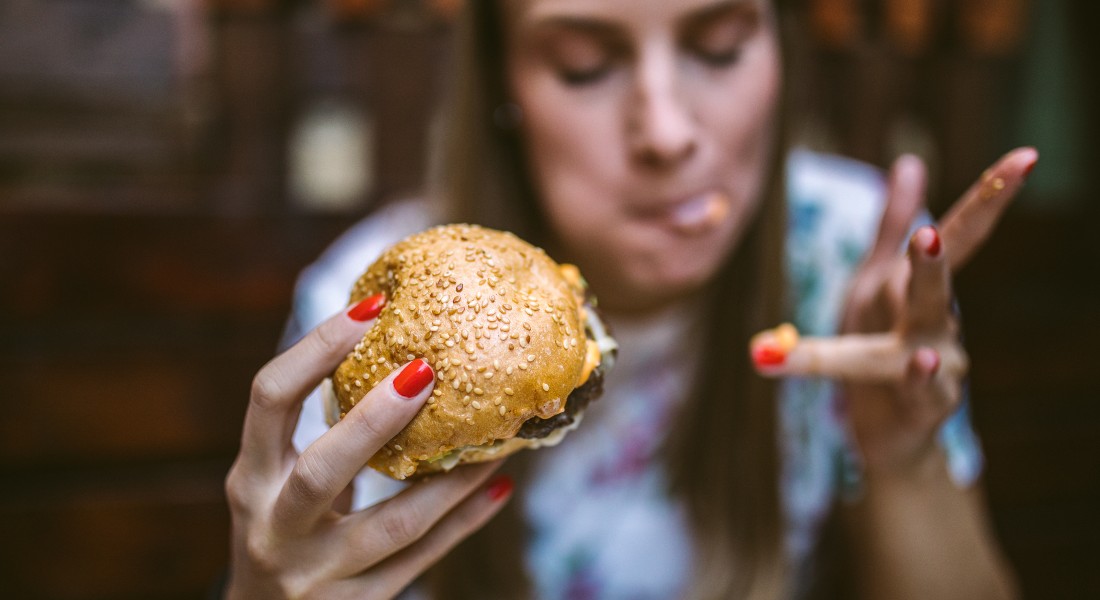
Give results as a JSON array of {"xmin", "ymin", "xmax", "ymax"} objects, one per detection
[{"xmin": 627, "ymin": 50, "xmax": 698, "ymax": 169}]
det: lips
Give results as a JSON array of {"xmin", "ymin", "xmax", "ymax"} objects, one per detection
[{"xmin": 633, "ymin": 189, "xmax": 732, "ymax": 236}]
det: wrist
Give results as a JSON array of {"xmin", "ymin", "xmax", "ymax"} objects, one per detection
[{"xmin": 860, "ymin": 443, "xmax": 950, "ymax": 489}]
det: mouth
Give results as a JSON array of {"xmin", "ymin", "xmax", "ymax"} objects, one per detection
[{"xmin": 633, "ymin": 189, "xmax": 732, "ymax": 236}]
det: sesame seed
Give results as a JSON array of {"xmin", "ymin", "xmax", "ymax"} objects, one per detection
[
  {"xmin": 542, "ymin": 383, "xmax": 550, "ymax": 392},
  {"xmin": 472, "ymin": 401, "xmax": 481, "ymax": 409},
  {"xmin": 504, "ymin": 387, "xmax": 514, "ymax": 395},
  {"xmin": 506, "ymin": 366, "xmax": 514, "ymax": 375},
  {"xmin": 474, "ymin": 387, "xmax": 484, "ymax": 395},
  {"xmin": 518, "ymin": 363, "xmax": 528, "ymax": 370},
  {"xmin": 499, "ymin": 406, "xmax": 507, "ymax": 415}
]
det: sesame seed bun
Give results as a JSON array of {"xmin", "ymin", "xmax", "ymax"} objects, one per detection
[{"xmin": 330, "ymin": 224, "xmax": 609, "ymax": 480}]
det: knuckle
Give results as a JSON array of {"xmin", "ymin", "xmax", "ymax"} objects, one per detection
[
  {"xmin": 250, "ymin": 371, "xmax": 285, "ymax": 411},
  {"xmin": 288, "ymin": 452, "xmax": 335, "ymax": 505},
  {"xmin": 245, "ymin": 531, "xmax": 281, "ymax": 575},
  {"xmin": 343, "ymin": 401, "xmax": 389, "ymax": 441},
  {"xmin": 377, "ymin": 507, "xmax": 427, "ymax": 549},
  {"xmin": 311, "ymin": 318, "xmax": 350, "ymax": 360},
  {"xmin": 224, "ymin": 466, "xmax": 252, "ymax": 514}
]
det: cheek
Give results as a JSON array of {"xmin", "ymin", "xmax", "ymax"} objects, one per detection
[{"xmin": 511, "ymin": 72, "xmax": 627, "ymax": 224}]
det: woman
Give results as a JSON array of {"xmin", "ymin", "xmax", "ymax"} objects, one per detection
[{"xmin": 224, "ymin": 0, "xmax": 1029, "ymax": 597}]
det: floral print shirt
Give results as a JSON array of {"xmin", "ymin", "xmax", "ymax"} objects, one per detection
[{"xmin": 287, "ymin": 150, "xmax": 983, "ymax": 599}]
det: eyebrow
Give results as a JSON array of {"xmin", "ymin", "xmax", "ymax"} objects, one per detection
[{"xmin": 679, "ymin": 1, "xmax": 761, "ymax": 35}]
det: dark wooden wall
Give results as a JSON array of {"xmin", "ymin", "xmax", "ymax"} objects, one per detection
[{"xmin": 1, "ymin": 1, "xmax": 1097, "ymax": 599}]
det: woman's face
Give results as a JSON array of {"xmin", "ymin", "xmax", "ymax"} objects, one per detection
[{"xmin": 503, "ymin": 0, "xmax": 781, "ymax": 313}]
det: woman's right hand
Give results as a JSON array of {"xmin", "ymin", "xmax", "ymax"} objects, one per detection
[{"xmin": 224, "ymin": 296, "xmax": 513, "ymax": 599}]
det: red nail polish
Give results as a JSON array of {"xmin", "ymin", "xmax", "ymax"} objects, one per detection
[
  {"xmin": 1023, "ymin": 159, "xmax": 1037, "ymax": 179},
  {"xmin": 393, "ymin": 358, "xmax": 433, "ymax": 398},
  {"xmin": 486, "ymin": 475, "xmax": 514, "ymax": 501},
  {"xmin": 752, "ymin": 343, "xmax": 786, "ymax": 368},
  {"xmin": 923, "ymin": 227, "xmax": 941, "ymax": 257},
  {"xmin": 923, "ymin": 348, "xmax": 941, "ymax": 376},
  {"xmin": 348, "ymin": 293, "xmax": 386, "ymax": 322}
]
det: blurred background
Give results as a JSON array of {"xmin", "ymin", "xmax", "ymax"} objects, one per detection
[{"xmin": 0, "ymin": 0, "xmax": 1097, "ymax": 598}]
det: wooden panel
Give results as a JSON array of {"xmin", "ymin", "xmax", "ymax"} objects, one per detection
[
  {"xmin": 0, "ymin": 214, "xmax": 353, "ymax": 599},
  {"xmin": 0, "ymin": 462, "xmax": 230, "ymax": 600},
  {"xmin": 957, "ymin": 210, "xmax": 1100, "ymax": 599}
]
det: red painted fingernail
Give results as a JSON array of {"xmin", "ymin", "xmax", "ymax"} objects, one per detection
[
  {"xmin": 752, "ymin": 343, "xmax": 787, "ymax": 368},
  {"xmin": 1022, "ymin": 159, "xmax": 1037, "ymax": 179},
  {"xmin": 347, "ymin": 293, "xmax": 386, "ymax": 322},
  {"xmin": 922, "ymin": 226, "xmax": 941, "ymax": 257},
  {"xmin": 486, "ymin": 475, "xmax": 514, "ymax": 501},
  {"xmin": 915, "ymin": 347, "xmax": 941, "ymax": 380},
  {"xmin": 393, "ymin": 359, "xmax": 433, "ymax": 398}
]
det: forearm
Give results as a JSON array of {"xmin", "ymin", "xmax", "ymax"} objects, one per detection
[{"xmin": 842, "ymin": 449, "xmax": 1018, "ymax": 600}]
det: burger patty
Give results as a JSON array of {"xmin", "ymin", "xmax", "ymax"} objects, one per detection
[{"xmin": 516, "ymin": 364, "xmax": 605, "ymax": 440}]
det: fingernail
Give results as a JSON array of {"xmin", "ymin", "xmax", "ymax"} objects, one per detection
[
  {"xmin": 752, "ymin": 342, "xmax": 787, "ymax": 368},
  {"xmin": 1022, "ymin": 158, "xmax": 1037, "ymax": 179},
  {"xmin": 486, "ymin": 475, "xmax": 514, "ymax": 501},
  {"xmin": 916, "ymin": 347, "xmax": 941, "ymax": 380},
  {"xmin": 920, "ymin": 226, "xmax": 941, "ymax": 257},
  {"xmin": 393, "ymin": 358, "xmax": 434, "ymax": 398},
  {"xmin": 348, "ymin": 293, "xmax": 386, "ymax": 322}
]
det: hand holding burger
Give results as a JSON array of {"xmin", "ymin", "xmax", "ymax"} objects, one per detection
[{"xmin": 327, "ymin": 224, "xmax": 617, "ymax": 480}]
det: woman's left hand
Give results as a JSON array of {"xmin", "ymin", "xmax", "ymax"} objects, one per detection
[{"xmin": 751, "ymin": 147, "xmax": 1037, "ymax": 478}]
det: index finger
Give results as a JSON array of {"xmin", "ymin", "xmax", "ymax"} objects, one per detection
[
  {"xmin": 939, "ymin": 147, "xmax": 1038, "ymax": 272},
  {"xmin": 240, "ymin": 294, "xmax": 385, "ymax": 475},
  {"xmin": 272, "ymin": 358, "xmax": 436, "ymax": 529},
  {"xmin": 866, "ymin": 154, "xmax": 928, "ymax": 267}
]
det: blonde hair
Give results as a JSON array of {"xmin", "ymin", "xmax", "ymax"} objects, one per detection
[{"xmin": 426, "ymin": 2, "xmax": 792, "ymax": 597}]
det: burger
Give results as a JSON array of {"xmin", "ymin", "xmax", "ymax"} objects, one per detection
[{"xmin": 324, "ymin": 224, "xmax": 617, "ymax": 480}]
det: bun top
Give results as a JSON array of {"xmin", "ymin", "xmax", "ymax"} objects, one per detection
[{"xmin": 332, "ymin": 224, "xmax": 588, "ymax": 479}]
